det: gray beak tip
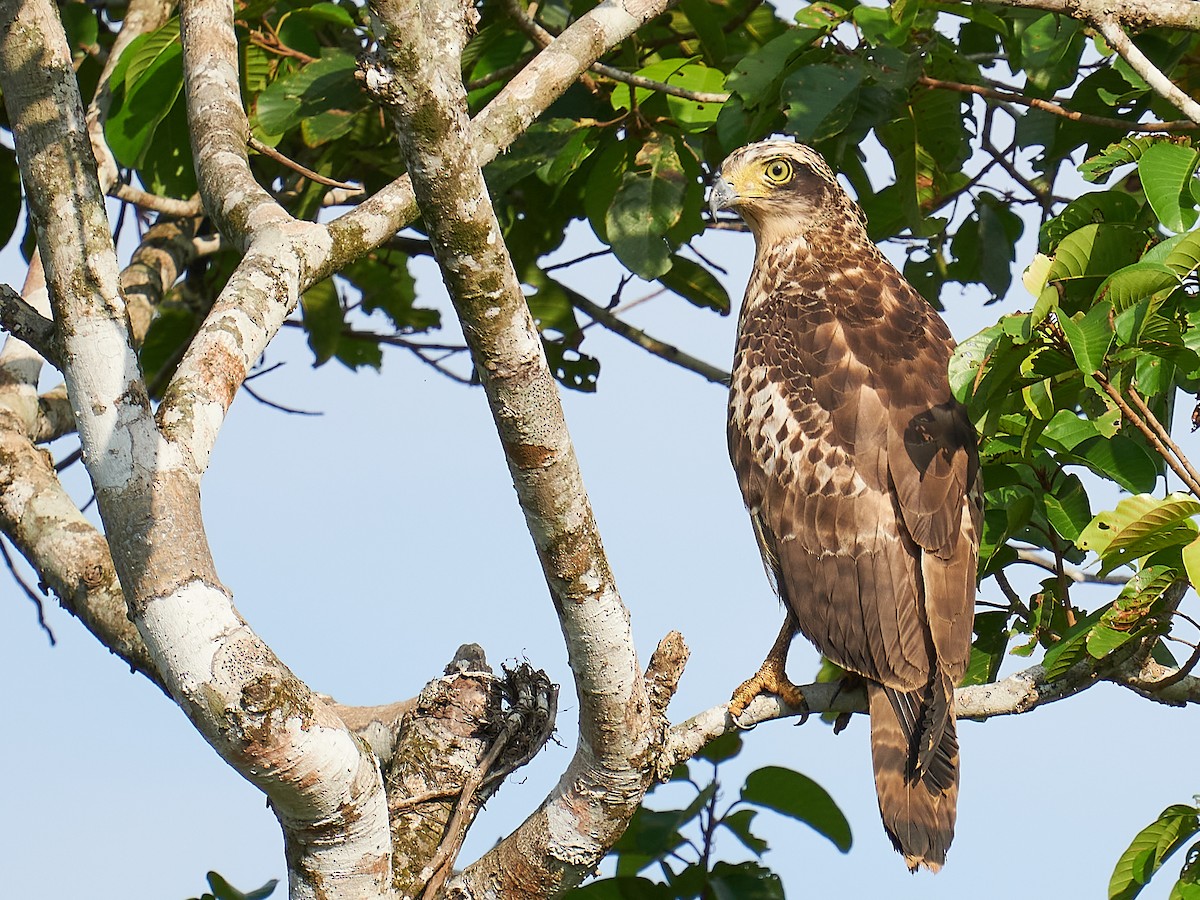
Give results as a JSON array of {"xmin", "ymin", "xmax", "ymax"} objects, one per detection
[{"xmin": 709, "ymin": 178, "xmax": 736, "ymax": 219}]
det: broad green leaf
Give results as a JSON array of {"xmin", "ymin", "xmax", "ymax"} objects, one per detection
[
  {"xmin": 1099, "ymin": 263, "xmax": 1180, "ymax": 317},
  {"xmin": 1021, "ymin": 14, "xmax": 1084, "ymax": 93},
  {"xmin": 1080, "ymin": 136, "xmax": 1159, "ymax": 182},
  {"xmin": 721, "ymin": 809, "xmax": 769, "ymax": 856},
  {"xmin": 1145, "ymin": 229, "xmax": 1200, "ymax": 278},
  {"xmin": 105, "ymin": 20, "xmax": 184, "ymax": 168},
  {"xmin": 781, "ymin": 61, "xmax": 863, "ymax": 141},
  {"xmin": 570, "ymin": 877, "xmax": 672, "ymax": 900},
  {"xmin": 254, "ymin": 50, "xmax": 367, "ymax": 146},
  {"xmin": 1139, "ymin": 142, "xmax": 1200, "ymax": 233},
  {"xmin": 1042, "ymin": 605, "xmax": 1107, "ymax": 681},
  {"xmin": 1078, "ymin": 493, "xmax": 1200, "ymax": 573},
  {"xmin": 610, "ymin": 58, "xmax": 692, "ymax": 111},
  {"xmin": 203, "ymin": 872, "xmax": 279, "ymax": 900},
  {"xmin": 1062, "ymin": 435, "xmax": 1159, "ymax": 496},
  {"xmin": 697, "ymin": 730, "xmax": 743, "ymax": 763},
  {"xmin": 1058, "ymin": 301, "xmax": 1113, "ymax": 374},
  {"xmin": 961, "ymin": 609, "xmax": 1009, "ymax": 686},
  {"xmin": 1110, "ymin": 806, "xmax": 1200, "ymax": 900},
  {"xmin": 605, "ymin": 163, "xmax": 683, "ymax": 280},
  {"xmin": 709, "ymin": 861, "xmax": 785, "ymax": 900},
  {"xmin": 1183, "ymin": 533, "xmax": 1200, "ymax": 590},
  {"xmin": 659, "ymin": 256, "xmax": 730, "ymax": 314},
  {"xmin": 664, "ymin": 64, "xmax": 728, "ymax": 131},
  {"xmin": 741, "ymin": 766, "xmax": 852, "ymax": 852},
  {"xmin": 1039, "ymin": 191, "xmax": 1144, "ymax": 253},
  {"xmin": 0, "ymin": 145, "xmax": 23, "ymax": 248},
  {"xmin": 1044, "ymin": 473, "xmax": 1093, "ymax": 541}
]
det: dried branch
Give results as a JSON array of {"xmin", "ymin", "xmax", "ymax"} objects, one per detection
[
  {"xmin": 0, "ymin": 534, "xmax": 55, "ymax": 644},
  {"xmin": 248, "ymin": 135, "xmax": 365, "ymax": 191},
  {"xmin": 918, "ymin": 75, "xmax": 1200, "ymax": 133},
  {"xmin": 1126, "ymin": 385, "xmax": 1200, "ymax": 496},
  {"xmin": 1094, "ymin": 16, "xmax": 1200, "ymax": 125},
  {"xmin": 571, "ymin": 291, "xmax": 731, "ymax": 385}
]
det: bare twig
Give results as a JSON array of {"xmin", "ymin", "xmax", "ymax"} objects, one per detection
[
  {"xmin": 1095, "ymin": 15, "xmax": 1200, "ymax": 125},
  {"xmin": 0, "ymin": 536, "xmax": 55, "ymax": 645},
  {"xmin": 1015, "ymin": 548, "xmax": 1129, "ymax": 585},
  {"xmin": 240, "ymin": 382, "xmax": 323, "ymax": 416},
  {"xmin": 918, "ymin": 74, "xmax": 1200, "ymax": 132},
  {"xmin": 1126, "ymin": 385, "xmax": 1200, "ymax": 496},
  {"xmin": 1094, "ymin": 373, "xmax": 1200, "ymax": 496},
  {"xmin": 571, "ymin": 291, "xmax": 730, "ymax": 385},
  {"xmin": 505, "ymin": 0, "xmax": 728, "ymax": 104},
  {"xmin": 248, "ymin": 136, "xmax": 365, "ymax": 191}
]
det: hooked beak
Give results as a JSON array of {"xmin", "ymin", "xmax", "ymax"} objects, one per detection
[{"xmin": 709, "ymin": 177, "xmax": 738, "ymax": 218}]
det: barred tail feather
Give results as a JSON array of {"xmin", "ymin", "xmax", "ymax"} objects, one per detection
[{"xmin": 867, "ymin": 683, "xmax": 959, "ymax": 872}]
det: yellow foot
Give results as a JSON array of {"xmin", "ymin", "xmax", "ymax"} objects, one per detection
[{"xmin": 729, "ymin": 661, "xmax": 807, "ymax": 720}]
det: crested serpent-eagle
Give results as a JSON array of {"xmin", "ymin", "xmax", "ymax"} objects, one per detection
[{"xmin": 709, "ymin": 140, "xmax": 982, "ymax": 872}]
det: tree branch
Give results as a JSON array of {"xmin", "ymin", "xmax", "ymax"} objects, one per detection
[
  {"xmin": 1094, "ymin": 15, "xmax": 1200, "ymax": 125},
  {"xmin": 0, "ymin": 285, "xmax": 59, "ymax": 368},
  {"xmin": 367, "ymin": 0, "xmax": 681, "ymax": 894},
  {"xmin": 0, "ymin": 5, "xmax": 394, "ymax": 897},
  {"xmin": 918, "ymin": 75, "xmax": 1199, "ymax": 133},
  {"xmin": 983, "ymin": 0, "xmax": 1200, "ymax": 32},
  {"xmin": 571, "ymin": 291, "xmax": 731, "ymax": 385}
]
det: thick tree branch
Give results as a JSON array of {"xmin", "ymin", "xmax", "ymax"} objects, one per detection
[
  {"xmin": 984, "ymin": 0, "xmax": 1200, "ymax": 32},
  {"xmin": 0, "ymin": 5, "xmax": 393, "ymax": 898},
  {"xmin": 368, "ymin": 0, "xmax": 679, "ymax": 895},
  {"xmin": 323, "ymin": 0, "xmax": 680, "ymax": 275},
  {"xmin": 1095, "ymin": 15, "xmax": 1200, "ymax": 125}
]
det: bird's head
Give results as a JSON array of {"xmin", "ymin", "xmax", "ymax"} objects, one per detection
[{"xmin": 709, "ymin": 140, "xmax": 863, "ymax": 244}]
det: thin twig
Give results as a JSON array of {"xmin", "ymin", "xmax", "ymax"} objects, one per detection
[
  {"xmin": 506, "ymin": 0, "xmax": 727, "ymax": 103},
  {"xmin": 248, "ymin": 136, "xmax": 364, "ymax": 191},
  {"xmin": 1126, "ymin": 385, "xmax": 1200, "ymax": 496},
  {"xmin": 571, "ymin": 292, "xmax": 730, "ymax": 385},
  {"xmin": 1153, "ymin": 640, "xmax": 1200, "ymax": 690},
  {"xmin": 1, "ymin": 537, "xmax": 55, "ymax": 645},
  {"xmin": 918, "ymin": 74, "xmax": 1200, "ymax": 133},
  {"xmin": 241, "ymin": 382, "xmax": 323, "ymax": 416},
  {"xmin": 1095, "ymin": 16, "xmax": 1200, "ymax": 126},
  {"xmin": 1015, "ymin": 548, "xmax": 1129, "ymax": 584},
  {"xmin": 1094, "ymin": 373, "xmax": 1200, "ymax": 496}
]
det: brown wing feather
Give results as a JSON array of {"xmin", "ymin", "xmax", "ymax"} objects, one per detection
[{"xmin": 728, "ymin": 220, "xmax": 980, "ymax": 871}]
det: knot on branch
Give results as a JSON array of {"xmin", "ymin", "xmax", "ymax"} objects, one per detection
[
  {"xmin": 643, "ymin": 630, "xmax": 689, "ymax": 782},
  {"xmin": 355, "ymin": 53, "xmax": 409, "ymax": 108}
]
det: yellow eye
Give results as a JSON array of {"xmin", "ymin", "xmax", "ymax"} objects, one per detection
[{"xmin": 764, "ymin": 158, "xmax": 794, "ymax": 185}]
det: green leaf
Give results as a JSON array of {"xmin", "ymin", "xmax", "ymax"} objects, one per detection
[
  {"xmin": 570, "ymin": 877, "xmax": 672, "ymax": 900},
  {"xmin": 1139, "ymin": 142, "xmax": 1200, "ymax": 233},
  {"xmin": 203, "ymin": 872, "xmax": 279, "ymax": 900},
  {"xmin": 659, "ymin": 256, "xmax": 730, "ymax": 314},
  {"xmin": 254, "ymin": 50, "xmax": 367, "ymax": 145},
  {"xmin": 1080, "ymin": 136, "xmax": 1159, "ymax": 182},
  {"xmin": 1078, "ymin": 493, "xmax": 1200, "ymax": 573},
  {"xmin": 1040, "ymin": 191, "xmax": 1145, "ymax": 253},
  {"xmin": 605, "ymin": 142, "xmax": 685, "ymax": 280},
  {"xmin": 721, "ymin": 809, "xmax": 769, "ymax": 856},
  {"xmin": 741, "ymin": 766, "xmax": 852, "ymax": 852},
  {"xmin": 696, "ymin": 730, "xmax": 743, "ymax": 763},
  {"xmin": 961, "ymin": 609, "xmax": 1009, "ymax": 686},
  {"xmin": 1062, "ymin": 434, "xmax": 1159, "ymax": 495},
  {"xmin": 1110, "ymin": 806, "xmax": 1200, "ymax": 900},
  {"xmin": 1182, "ymin": 533, "xmax": 1200, "ymax": 591},
  {"xmin": 104, "ymin": 19, "xmax": 184, "ymax": 169},
  {"xmin": 709, "ymin": 861, "xmax": 785, "ymax": 900},
  {"xmin": 664, "ymin": 64, "xmax": 728, "ymax": 132},
  {"xmin": 610, "ymin": 58, "xmax": 692, "ymax": 111},
  {"xmin": 0, "ymin": 145, "xmax": 24, "ymax": 248},
  {"xmin": 1099, "ymin": 263, "xmax": 1180, "ymax": 316},
  {"xmin": 1058, "ymin": 301, "xmax": 1113, "ymax": 374},
  {"xmin": 781, "ymin": 61, "xmax": 863, "ymax": 142},
  {"xmin": 1044, "ymin": 473, "xmax": 1093, "ymax": 541}
]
